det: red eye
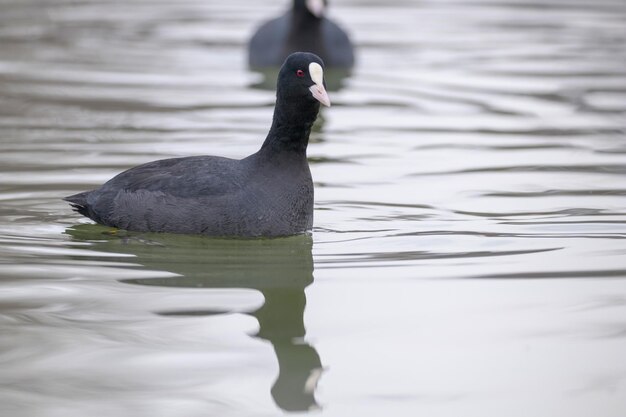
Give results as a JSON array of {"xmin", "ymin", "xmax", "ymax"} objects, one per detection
[{"xmin": 296, "ymin": 69, "xmax": 305, "ymax": 77}]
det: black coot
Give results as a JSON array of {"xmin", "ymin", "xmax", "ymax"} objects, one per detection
[
  {"xmin": 65, "ymin": 52, "xmax": 330, "ymax": 237},
  {"xmin": 249, "ymin": 0, "xmax": 354, "ymax": 69}
]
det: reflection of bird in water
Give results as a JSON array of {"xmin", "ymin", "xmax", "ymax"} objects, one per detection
[
  {"xmin": 66, "ymin": 225, "xmax": 322, "ymax": 412},
  {"xmin": 249, "ymin": 0, "xmax": 355, "ymax": 70},
  {"xmin": 254, "ymin": 281, "xmax": 322, "ymax": 411}
]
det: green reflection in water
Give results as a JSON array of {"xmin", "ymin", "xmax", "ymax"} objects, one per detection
[{"xmin": 66, "ymin": 225, "xmax": 321, "ymax": 412}]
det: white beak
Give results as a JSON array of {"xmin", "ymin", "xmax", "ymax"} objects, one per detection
[
  {"xmin": 309, "ymin": 84, "xmax": 331, "ymax": 107},
  {"xmin": 308, "ymin": 62, "xmax": 331, "ymax": 107}
]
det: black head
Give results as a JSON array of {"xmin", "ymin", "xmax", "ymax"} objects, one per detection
[
  {"xmin": 294, "ymin": 0, "xmax": 328, "ymax": 18},
  {"xmin": 276, "ymin": 52, "xmax": 331, "ymax": 108}
]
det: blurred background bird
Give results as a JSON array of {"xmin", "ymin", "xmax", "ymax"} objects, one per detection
[{"xmin": 248, "ymin": 0, "xmax": 355, "ymax": 70}]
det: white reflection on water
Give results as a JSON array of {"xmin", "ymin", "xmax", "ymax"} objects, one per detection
[{"xmin": 1, "ymin": 0, "xmax": 626, "ymax": 416}]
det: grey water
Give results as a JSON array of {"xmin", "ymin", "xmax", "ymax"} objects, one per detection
[{"xmin": 1, "ymin": 0, "xmax": 626, "ymax": 416}]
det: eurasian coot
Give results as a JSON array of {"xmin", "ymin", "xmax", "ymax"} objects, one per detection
[
  {"xmin": 65, "ymin": 52, "xmax": 330, "ymax": 237},
  {"xmin": 248, "ymin": 0, "xmax": 354, "ymax": 69}
]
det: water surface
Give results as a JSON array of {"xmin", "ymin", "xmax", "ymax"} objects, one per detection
[{"xmin": 1, "ymin": 0, "xmax": 626, "ymax": 416}]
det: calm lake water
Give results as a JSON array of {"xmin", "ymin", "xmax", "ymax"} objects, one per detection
[{"xmin": 1, "ymin": 0, "xmax": 626, "ymax": 415}]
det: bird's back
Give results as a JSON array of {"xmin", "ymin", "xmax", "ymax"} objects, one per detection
[
  {"xmin": 249, "ymin": 14, "xmax": 291, "ymax": 68},
  {"xmin": 65, "ymin": 153, "xmax": 313, "ymax": 237}
]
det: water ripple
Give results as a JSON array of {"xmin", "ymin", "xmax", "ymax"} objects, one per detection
[{"xmin": 1, "ymin": 0, "xmax": 626, "ymax": 415}]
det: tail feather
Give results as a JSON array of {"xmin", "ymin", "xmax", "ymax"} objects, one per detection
[{"xmin": 63, "ymin": 191, "xmax": 92, "ymax": 218}]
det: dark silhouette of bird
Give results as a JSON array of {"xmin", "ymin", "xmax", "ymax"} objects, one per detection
[
  {"xmin": 65, "ymin": 52, "xmax": 330, "ymax": 237},
  {"xmin": 249, "ymin": 0, "xmax": 354, "ymax": 70}
]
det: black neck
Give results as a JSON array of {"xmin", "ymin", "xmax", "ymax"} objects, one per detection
[
  {"xmin": 291, "ymin": 0, "xmax": 322, "ymax": 24},
  {"xmin": 293, "ymin": 0, "xmax": 315, "ymax": 13},
  {"xmin": 260, "ymin": 98, "xmax": 319, "ymax": 156},
  {"xmin": 286, "ymin": 6, "xmax": 324, "ymax": 63}
]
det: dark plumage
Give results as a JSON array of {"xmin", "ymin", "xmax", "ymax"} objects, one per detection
[
  {"xmin": 65, "ymin": 52, "xmax": 331, "ymax": 237},
  {"xmin": 249, "ymin": 0, "xmax": 354, "ymax": 69}
]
